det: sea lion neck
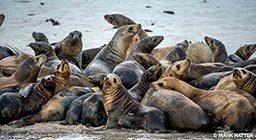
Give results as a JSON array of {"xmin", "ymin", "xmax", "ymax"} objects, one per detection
[{"xmin": 235, "ymin": 73, "xmax": 256, "ymax": 96}]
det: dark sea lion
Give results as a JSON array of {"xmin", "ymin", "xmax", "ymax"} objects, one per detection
[
  {"xmin": 0, "ymin": 13, "xmax": 5, "ymax": 27},
  {"xmin": 9, "ymin": 86, "xmax": 93, "ymax": 127},
  {"xmin": 126, "ymin": 36, "xmax": 164, "ymax": 60},
  {"xmin": 0, "ymin": 52, "xmax": 32, "ymax": 77},
  {"xmin": 113, "ymin": 60, "xmax": 145, "ymax": 89},
  {"xmin": 0, "ymin": 54, "xmax": 46, "ymax": 89},
  {"xmin": 83, "ymin": 24, "xmax": 141, "ymax": 76},
  {"xmin": 88, "ymin": 73, "xmax": 107, "ymax": 89},
  {"xmin": 234, "ymin": 43, "xmax": 256, "ymax": 61},
  {"xmin": 102, "ymin": 74, "xmax": 167, "ymax": 132},
  {"xmin": 152, "ymin": 77, "xmax": 256, "ymax": 132},
  {"xmin": 229, "ymin": 57, "xmax": 256, "ymax": 68},
  {"xmin": 141, "ymin": 89, "xmax": 210, "ymax": 131},
  {"xmin": 0, "ymin": 75, "xmax": 57, "ymax": 124},
  {"xmin": 54, "ymin": 30, "xmax": 83, "ymax": 68},
  {"xmin": 81, "ymin": 93, "xmax": 107, "ymax": 127},
  {"xmin": 61, "ymin": 92, "xmax": 94, "ymax": 125},
  {"xmin": 129, "ymin": 63, "xmax": 163, "ymax": 102},
  {"xmin": 82, "ymin": 46, "xmax": 104, "ymax": 70},
  {"xmin": 0, "ymin": 45, "xmax": 18, "ymax": 61},
  {"xmin": 133, "ymin": 53, "xmax": 160, "ymax": 69},
  {"xmin": 204, "ymin": 36, "xmax": 231, "ymax": 64},
  {"xmin": 104, "ymin": 14, "xmax": 148, "ymax": 39},
  {"xmin": 32, "ymin": 31, "xmax": 49, "ymax": 43}
]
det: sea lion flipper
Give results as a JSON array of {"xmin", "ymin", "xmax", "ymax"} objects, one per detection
[{"xmin": 19, "ymin": 83, "xmax": 34, "ymax": 98}]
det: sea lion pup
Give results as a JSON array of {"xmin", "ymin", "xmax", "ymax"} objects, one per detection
[
  {"xmin": 32, "ymin": 31, "xmax": 49, "ymax": 43},
  {"xmin": 0, "ymin": 54, "xmax": 46, "ymax": 89},
  {"xmin": 54, "ymin": 30, "xmax": 83, "ymax": 68},
  {"xmin": 82, "ymin": 45, "xmax": 104, "ymax": 70},
  {"xmin": 83, "ymin": 24, "xmax": 142, "ymax": 77},
  {"xmin": 163, "ymin": 59, "xmax": 233, "ymax": 81},
  {"xmin": 133, "ymin": 53, "xmax": 160, "ymax": 69},
  {"xmin": 104, "ymin": 14, "xmax": 148, "ymax": 39},
  {"xmin": 9, "ymin": 86, "xmax": 93, "ymax": 127},
  {"xmin": 126, "ymin": 36, "xmax": 164, "ymax": 60},
  {"xmin": 0, "ymin": 13, "xmax": 4, "ymax": 27},
  {"xmin": 233, "ymin": 43, "xmax": 256, "ymax": 61},
  {"xmin": 0, "ymin": 74, "xmax": 57, "ymax": 124},
  {"xmin": 102, "ymin": 74, "xmax": 167, "ymax": 133},
  {"xmin": 141, "ymin": 89, "xmax": 210, "ymax": 131},
  {"xmin": 0, "ymin": 52, "xmax": 32, "ymax": 77},
  {"xmin": 151, "ymin": 77, "xmax": 256, "ymax": 132},
  {"xmin": 129, "ymin": 64, "xmax": 163, "ymax": 102},
  {"xmin": 204, "ymin": 36, "xmax": 233, "ymax": 64}
]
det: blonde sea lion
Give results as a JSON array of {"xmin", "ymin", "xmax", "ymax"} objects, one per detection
[
  {"xmin": 152, "ymin": 77, "xmax": 256, "ymax": 132},
  {"xmin": 102, "ymin": 74, "xmax": 167, "ymax": 132},
  {"xmin": 83, "ymin": 24, "xmax": 141, "ymax": 76}
]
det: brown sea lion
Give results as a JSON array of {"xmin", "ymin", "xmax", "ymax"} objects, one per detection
[
  {"xmin": 102, "ymin": 74, "xmax": 167, "ymax": 132},
  {"xmin": 163, "ymin": 59, "xmax": 233, "ymax": 81},
  {"xmin": 233, "ymin": 44, "xmax": 256, "ymax": 61},
  {"xmin": 9, "ymin": 86, "xmax": 93, "ymax": 127},
  {"xmin": 0, "ymin": 52, "xmax": 32, "ymax": 77},
  {"xmin": 104, "ymin": 14, "xmax": 148, "ymax": 39},
  {"xmin": 0, "ymin": 74, "xmax": 57, "ymax": 124},
  {"xmin": 82, "ymin": 46, "xmax": 104, "ymax": 70},
  {"xmin": 129, "ymin": 63, "xmax": 163, "ymax": 102},
  {"xmin": 126, "ymin": 36, "xmax": 164, "ymax": 60},
  {"xmin": 0, "ymin": 54, "xmax": 46, "ymax": 89},
  {"xmin": 83, "ymin": 24, "xmax": 141, "ymax": 76},
  {"xmin": 54, "ymin": 30, "xmax": 83, "ymax": 68},
  {"xmin": 32, "ymin": 31, "xmax": 49, "ymax": 43},
  {"xmin": 133, "ymin": 53, "xmax": 160, "ymax": 69},
  {"xmin": 151, "ymin": 77, "xmax": 256, "ymax": 132},
  {"xmin": 0, "ymin": 13, "xmax": 4, "ymax": 27},
  {"xmin": 141, "ymin": 89, "xmax": 210, "ymax": 131}
]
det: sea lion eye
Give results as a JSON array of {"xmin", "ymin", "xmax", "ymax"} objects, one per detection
[
  {"xmin": 210, "ymin": 40, "xmax": 214, "ymax": 44},
  {"xmin": 242, "ymin": 69, "xmax": 246, "ymax": 74},
  {"xmin": 113, "ymin": 78, "xmax": 117, "ymax": 83},
  {"xmin": 176, "ymin": 64, "xmax": 180, "ymax": 70},
  {"xmin": 158, "ymin": 83, "xmax": 164, "ymax": 87}
]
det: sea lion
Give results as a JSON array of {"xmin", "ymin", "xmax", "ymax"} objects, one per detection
[
  {"xmin": 102, "ymin": 74, "xmax": 167, "ymax": 132},
  {"xmin": 9, "ymin": 86, "xmax": 93, "ymax": 127},
  {"xmin": 133, "ymin": 53, "xmax": 160, "ymax": 69},
  {"xmin": 163, "ymin": 59, "xmax": 233, "ymax": 81},
  {"xmin": 233, "ymin": 43, "xmax": 256, "ymax": 61},
  {"xmin": 88, "ymin": 73, "xmax": 107, "ymax": 89},
  {"xmin": 204, "ymin": 36, "xmax": 232, "ymax": 64},
  {"xmin": 151, "ymin": 47, "xmax": 172, "ymax": 60},
  {"xmin": 0, "ymin": 45, "xmax": 18, "ymax": 61},
  {"xmin": 126, "ymin": 36, "xmax": 164, "ymax": 60},
  {"xmin": 113, "ymin": 60, "xmax": 145, "ymax": 89},
  {"xmin": 0, "ymin": 13, "xmax": 4, "ymax": 27},
  {"xmin": 141, "ymin": 89, "xmax": 210, "ymax": 131},
  {"xmin": 81, "ymin": 93, "xmax": 107, "ymax": 127},
  {"xmin": 229, "ymin": 57, "xmax": 256, "ymax": 68},
  {"xmin": 104, "ymin": 14, "xmax": 148, "ymax": 39},
  {"xmin": 151, "ymin": 77, "xmax": 256, "ymax": 132},
  {"xmin": 0, "ymin": 52, "xmax": 32, "ymax": 77},
  {"xmin": 32, "ymin": 31, "xmax": 49, "ymax": 43},
  {"xmin": 54, "ymin": 30, "xmax": 83, "ymax": 68},
  {"xmin": 0, "ymin": 74, "xmax": 57, "ymax": 124},
  {"xmin": 0, "ymin": 54, "xmax": 46, "ymax": 89},
  {"xmin": 83, "ymin": 24, "xmax": 142, "ymax": 76},
  {"xmin": 82, "ymin": 46, "xmax": 104, "ymax": 70},
  {"xmin": 129, "ymin": 63, "xmax": 163, "ymax": 102},
  {"xmin": 61, "ymin": 92, "xmax": 94, "ymax": 125}
]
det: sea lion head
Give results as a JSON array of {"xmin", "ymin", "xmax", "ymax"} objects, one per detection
[
  {"xmin": 61, "ymin": 30, "xmax": 83, "ymax": 56},
  {"xmin": 164, "ymin": 46, "xmax": 187, "ymax": 63},
  {"xmin": 29, "ymin": 42, "xmax": 53, "ymax": 56},
  {"xmin": 204, "ymin": 36, "xmax": 227, "ymax": 62},
  {"xmin": 175, "ymin": 40, "xmax": 189, "ymax": 51},
  {"xmin": 163, "ymin": 59, "xmax": 191, "ymax": 78},
  {"xmin": 233, "ymin": 68, "xmax": 256, "ymax": 94},
  {"xmin": 150, "ymin": 77, "xmax": 176, "ymax": 90},
  {"xmin": 144, "ymin": 63, "xmax": 163, "ymax": 83},
  {"xmin": 235, "ymin": 44, "xmax": 256, "ymax": 60},
  {"xmin": 104, "ymin": 14, "xmax": 135, "ymax": 28},
  {"xmin": 37, "ymin": 75, "xmax": 57, "ymax": 98},
  {"xmin": 54, "ymin": 59, "xmax": 70, "ymax": 79},
  {"xmin": 32, "ymin": 31, "xmax": 49, "ymax": 43},
  {"xmin": 88, "ymin": 73, "xmax": 107, "ymax": 89},
  {"xmin": 102, "ymin": 74, "xmax": 122, "ymax": 93},
  {"xmin": 133, "ymin": 53, "xmax": 160, "ymax": 69},
  {"xmin": 204, "ymin": 36, "xmax": 224, "ymax": 52},
  {"xmin": 135, "ymin": 36, "xmax": 164, "ymax": 53},
  {"xmin": 15, "ymin": 54, "xmax": 47, "ymax": 83}
]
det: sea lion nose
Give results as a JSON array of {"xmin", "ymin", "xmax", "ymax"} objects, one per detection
[
  {"xmin": 104, "ymin": 15, "xmax": 113, "ymax": 22},
  {"xmin": 73, "ymin": 35, "xmax": 79, "ymax": 39}
]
